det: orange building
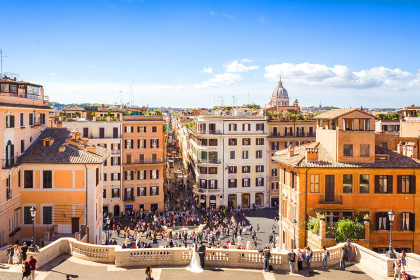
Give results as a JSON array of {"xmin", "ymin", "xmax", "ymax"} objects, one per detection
[
  {"xmin": 273, "ymin": 108, "xmax": 420, "ymax": 254},
  {"xmin": 18, "ymin": 128, "xmax": 108, "ymax": 245},
  {"xmin": 0, "ymin": 76, "xmax": 50, "ymax": 247},
  {"xmin": 122, "ymin": 116, "xmax": 166, "ymax": 213}
]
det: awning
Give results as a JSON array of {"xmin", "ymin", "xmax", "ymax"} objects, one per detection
[
  {"xmin": 200, "ymin": 199, "xmax": 206, "ymax": 203},
  {"xmin": 210, "ymin": 200, "xmax": 216, "ymax": 204}
]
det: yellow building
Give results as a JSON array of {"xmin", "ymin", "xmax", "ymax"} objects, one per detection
[
  {"xmin": 273, "ymin": 108, "xmax": 420, "ymax": 254},
  {"xmin": 18, "ymin": 128, "xmax": 108, "ymax": 245}
]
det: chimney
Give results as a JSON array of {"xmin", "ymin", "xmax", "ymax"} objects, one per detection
[
  {"xmin": 59, "ymin": 144, "xmax": 66, "ymax": 153},
  {"xmin": 87, "ymin": 146, "xmax": 97, "ymax": 153},
  {"xmin": 305, "ymin": 147, "xmax": 319, "ymax": 163},
  {"xmin": 288, "ymin": 146, "xmax": 295, "ymax": 157}
]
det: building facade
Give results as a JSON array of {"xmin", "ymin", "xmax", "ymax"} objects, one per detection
[
  {"xmin": 0, "ymin": 76, "xmax": 50, "ymax": 247},
  {"xmin": 273, "ymin": 108, "xmax": 420, "ymax": 254}
]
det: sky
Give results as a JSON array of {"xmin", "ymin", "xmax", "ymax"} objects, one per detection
[{"xmin": 1, "ymin": 0, "xmax": 419, "ymax": 108}]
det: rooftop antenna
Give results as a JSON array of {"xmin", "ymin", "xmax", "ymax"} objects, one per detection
[
  {"xmin": 119, "ymin": 90, "xmax": 123, "ymax": 108},
  {"xmin": 0, "ymin": 49, "xmax": 8, "ymax": 78}
]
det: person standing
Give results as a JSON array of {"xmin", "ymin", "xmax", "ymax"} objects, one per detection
[
  {"xmin": 394, "ymin": 259, "xmax": 402, "ymax": 280},
  {"xmin": 297, "ymin": 249, "xmax": 303, "ymax": 271},
  {"xmin": 263, "ymin": 245, "xmax": 271, "ymax": 272},
  {"xmin": 400, "ymin": 250, "xmax": 407, "ymax": 270},
  {"xmin": 22, "ymin": 261, "xmax": 31, "ymax": 280},
  {"xmin": 287, "ymin": 249, "xmax": 296, "ymax": 274},
  {"xmin": 145, "ymin": 265, "xmax": 153, "ymax": 280},
  {"xmin": 6, "ymin": 245, "xmax": 14, "ymax": 264},
  {"xmin": 28, "ymin": 255, "xmax": 37, "ymax": 280},
  {"xmin": 322, "ymin": 246, "xmax": 328, "ymax": 269},
  {"xmin": 198, "ymin": 241, "xmax": 206, "ymax": 269},
  {"xmin": 13, "ymin": 244, "xmax": 20, "ymax": 265},
  {"xmin": 340, "ymin": 247, "xmax": 347, "ymax": 270},
  {"xmin": 21, "ymin": 242, "xmax": 28, "ymax": 263},
  {"xmin": 305, "ymin": 246, "xmax": 312, "ymax": 269}
]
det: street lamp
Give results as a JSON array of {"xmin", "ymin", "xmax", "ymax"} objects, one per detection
[
  {"xmin": 30, "ymin": 206, "xmax": 37, "ymax": 252},
  {"xmin": 106, "ymin": 216, "xmax": 111, "ymax": 245},
  {"xmin": 386, "ymin": 210, "xmax": 397, "ymax": 259},
  {"xmin": 292, "ymin": 219, "xmax": 297, "ymax": 249}
]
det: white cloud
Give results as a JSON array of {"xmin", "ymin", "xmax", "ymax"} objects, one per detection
[
  {"xmin": 49, "ymin": 72, "xmax": 57, "ymax": 77},
  {"xmin": 221, "ymin": 12, "xmax": 235, "ymax": 20},
  {"xmin": 264, "ymin": 62, "xmax": 418, "ymax": 90},
  {"xmin": 210, "ymin": 11, "xmax": 216, "ymax": 16},
  {"xmin": 194, "ymin": 73, "xmax": 242, "ymax": 88},
  {"xmin": 225, "ymin": 60, "xmax": 259, "ymax": 73},
  {"xmin": 202, "ymin": 67, "xmax": 213, "ymax": 74}
]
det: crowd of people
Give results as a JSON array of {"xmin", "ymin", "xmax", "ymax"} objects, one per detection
[{"xmin": 5, "ymin": 243, "xmax": 37, "ymax": 280}]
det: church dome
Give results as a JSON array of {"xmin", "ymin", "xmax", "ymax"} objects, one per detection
[{"xmin": 272, "ymin": 78, "xmax": 289, "ymax": 99}]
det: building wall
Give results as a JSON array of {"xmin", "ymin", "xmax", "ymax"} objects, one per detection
[{"xmin": 400, "ymin": 119, "xmax": 420, "ymax": 138}]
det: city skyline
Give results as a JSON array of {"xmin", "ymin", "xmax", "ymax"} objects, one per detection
[{"xmin": 1, "ymin": 0, "xmax": 419, "ymax": 108}]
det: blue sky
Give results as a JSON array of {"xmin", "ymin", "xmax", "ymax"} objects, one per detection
[{"xmin": 1, "ymin": 0, "xmax": 419, "ymax": 108}]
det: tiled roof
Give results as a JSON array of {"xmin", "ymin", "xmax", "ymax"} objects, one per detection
[
  {"xmin": 314, "ymin": 108, "xmax": 370, "ymax": 119},
  {"xmin": 0, "ymin": 102, "xmax": 51, "ymax": 109},
  {"xmin": 272, "ymin": 142, "xmax": 420, "ymax": 168},
  {"xmin": 18, "ymin": 128, "xmax": 109, "ymax": 164},
  {"xmin": 63, "ymin": 105, "xmax": 85, "ymax": 111}
]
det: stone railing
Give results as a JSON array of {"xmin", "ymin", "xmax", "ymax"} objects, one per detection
[
  {"xmin": 352, "ymin": 243, "xmax": 394, "ymax": 277},
  {"xmin": 69, "ymin": 239, "xmax": 116, "ymax": 263},
  {"xmin": 406, "ymin": 253, "xmax": 420, "ymax": 270}
]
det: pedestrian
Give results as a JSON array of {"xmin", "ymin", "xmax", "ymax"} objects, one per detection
[
  {"xmin": 305, "ymin": 246, "xmax": 312, "ymax": 269},
  {"xmin": 13, "ymin": 244, "xmax": 20, "ymax": 264},
  {"xmin": 345, "ymin": 240, "xmax": 353, "ymax": 261},
  {"xmin": 394, "ymin": 259, "xmax": 402, "ymax": 280},
  {"xmin": 28, "ymin": 255, "xmax": 37, "ymax": 280},
  {"xmin": 340, "ymin": 247, "xmax": 347, "ymax": 270},
  {"xmin": 262, "ymin": 245, "xmax": 271, "ymax": 272},
  {"xmin": 21, "ymin": 242, "xmax": 28, "ymax": 263},
  {"xmin": 22, "ymin": 260, "xmax": 31, "ymax": 280},
  {"xmin": 401, "ymin": 270, "xmax": 412, "ymax": 280},
  {"xmin": 6, "ymin": 244, "xmax": 14, "ymax": 264},
  {"xmin": 322, "ymin": 246, "xmax": 328, "ymax": 268},
  {"xmin": 400, "ymin": 250, "xmax": 407, "ymax": 270},
  {"xmin": 145, "ymin": 265, "xmax": 153, "ymax": 280},
  {"xmin": 297, "ymin": 249, "xmax": 303, "ymax": 271},
  {"xmin": 287, "ymin": 249, "xmax": 296, "ymax": 274}
]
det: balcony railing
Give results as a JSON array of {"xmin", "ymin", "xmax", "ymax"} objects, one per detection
[
  {"xmin": 191, "ymin": 128, "xmax": 222, "ymax": 135},
  {"xmin": 197, "ymin": 159, "xmax": 221, "ymax": 164},
  {"xmin": 269, "ymin": 132, "xmax": 316, "ymax": 137},
  {"xmin": 319, "ymin": 195, "xmax": 342, "ymax": 204}
]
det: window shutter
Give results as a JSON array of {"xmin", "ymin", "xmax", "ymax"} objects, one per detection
[
  {"xmin": 137, "ymin": 187, "xmax": 140, "ymax": 196},
  {"xmin": 255, "ymin": 178, "xmax": 258, "ymax": 186},
  {"xmin": 104, "ymin": 159, "xmax": 107, "ymax": 166},
  {"xmin": 124, "ymin": 171, "xmax": 127, "ymax": 180},
  {"xmin": 400, "ymin": 213, "xmax": 404, "ymax": 231},
  {"xmin": 10, "ymin": 116, "xmax": 15, "ymax": 127},
  {"xmin": 375, "ymin": 212, "xmax": 379, "ymax": 230},
  {"xmin": 397, "ymin": 175, "xmax": 402, "ymax": 194},
  {"xmin": 124, "ymin": 188, "xmax": 127, "ymax": 198},
  {"xmin": 386, "ymin": 214, "xmax": 390, "ymax": 230},
  {"xmin": 118, "ymin": 173, "xmax": 121, "ymax": 180},
  {"xmin": 118, "ymin": 143, "xmax": 121, "ymax": 150},
  {"xmin": 387, "ymin": 175, "xmax": 393, "ymax": 193},
  {"xmin": 410, "ymin": 175, "xmax": 416, "ymax": 194},
  {"xmin": 156, "ymin": 140, "xmax": 159, "ymax": 148},
  {"xmin": 262, "ymin": 178, "xmax": 264, "ymax": 185},
  {"xmin": 156, "ymin": 187, "xmax": 159, "ymax": 195},
  {"xmin": 124, "ymin": 126, "xmax": 127, "ymax": 133},
  {"xmin": 124, "ymin": 140, "xmax": 127, "ymax": 149},
  {"xmin": 137, "ymin": 126, "xmax": 140, "ymax": 133},
  {"xmin": 118, "ymin": 157, "xmax": 121, "ymax": 165},
  {"xmin": 242, "ymin": 178, "xmax": 245, "ymax": 187},
  {"xmin": 150, "ymin": 170, "xmax": 153, "ymax": 179},
  {"xmin": 374, "ymin": 176, "xmax": 379, "ymax": 193},
  {"xmin": 111, "ymin": 158, "xmax": 114, "ymax": 165},
  {"xmin": 104, "ymin": 173, "xmax": 107, "ymax": 181},
  {"xmin": 137, "ymin": 139, "xmax": 140, "ymax": 149},
  {"xmin": 157, "ymin": 170, "xmax": 159, "ymax": 178},
  {"xmin": 410, "ymin": 213, "xmax": 415, "ymax": 231}
]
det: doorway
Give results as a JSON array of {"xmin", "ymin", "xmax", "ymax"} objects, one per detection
[
  {"xmin": 71, "ymin": 218, "xmax": 79, "ymax": 233},
  {"xmin": 113, "ymin": 205, "xmax": 120, "ymax": 217},
  {"xmin": 325, "ymin": 175, "xmax": 335, "ymax": 202}
]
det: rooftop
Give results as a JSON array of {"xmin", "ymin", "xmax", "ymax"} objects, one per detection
[
  {"xmin": 272, "ymin": 142, "xmax": 420, "ymax": 168},
  {"xmin": 314, "ymin": 108, "xmax": 375, "ymax": 120},
  {"xmin": 18, "ymin": 128, "xmax": 109, "ymax": 164}
]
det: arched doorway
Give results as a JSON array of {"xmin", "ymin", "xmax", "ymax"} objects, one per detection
[{"xmin": 113, "ymin": 205, "xmax": 120, "ymax": 217}]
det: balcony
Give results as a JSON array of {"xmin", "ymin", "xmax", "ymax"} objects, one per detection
[
  {"xmin": 269, "ymin": 132, "xmax": 316, "ymax": 138},
  {"xmin": 124, "ymin": 196, "xmax": 135, "ymax": 202},
  {"xmin": 197, "ymin": 159, "xmax": 221, "ymax": 164},
  {"xmin": 123, "ymin": 160, "xmax": 164, "ymax": 165},
  {"xmin": 319, "ymin": 195, "xmax": 342, "ymax": 204},
  {"xmin": 190, "ymin": 128, "xmax": 222, "ymax": 135}
]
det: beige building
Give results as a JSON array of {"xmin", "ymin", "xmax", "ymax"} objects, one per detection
[
  {"xmin": 397, "ymin": 105, "xmax": 420, "ymax": 138},
  {"xmin": 0, "ymin": 76, "xmax": 50, "ymax": 247}
]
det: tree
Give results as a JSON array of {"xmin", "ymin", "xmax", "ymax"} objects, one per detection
[
  {"xmin": 155, "ymin": 109, "xmax": 162, "ymax": 116},
  {"xmin": 328, "ymin": 218, "xmax": 365, "ymax": 243},
  {"xmin": 266, "ymin": 111, "xmax": 274, "ymax": 121}
]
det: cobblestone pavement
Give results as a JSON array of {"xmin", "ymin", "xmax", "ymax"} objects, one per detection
[{"xmin": 0, "ymin": 255, "xmax": 374, "ymax": 280}]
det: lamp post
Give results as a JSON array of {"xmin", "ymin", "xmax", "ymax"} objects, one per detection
[
  {"xmin": 30, "ymin": 206, "xmax": 37, "ymax": 252},
  {"xmin": 386, "ymin": 209, "xmax": 397, "ymax": 259},
  {"xmin": 292, "ymin": 219, "xmax": 297, "ymax": 249},
  {"xmin": 106, "ymin": 216, "xmax": 110, "ymax": 245}
]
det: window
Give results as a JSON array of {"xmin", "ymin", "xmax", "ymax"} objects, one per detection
[
  {"xmin": 103, "ymin": 188, "xmax": 106, "ymax": 198},
  {"xmin": 256, "ymin": 138, "xmax": 264, "ymax": 145},
  {"xmin": 343, "ymin": 118, "xmax": 354, "ymax": 130},
  {"xmin": 256, "ymin": 165, "xmax": 264, "ymax": 172},
  {"xmin": 200, "ymin": 179, "xmax": 207, "ymax": 188},
  {"xmin": 228, "ymin": 138, "xmax": 237, "ymax": 146},
  {"xmin": 96, "ymin": 168, "xmax": 100, "ymax": 185},
  {"xmin": 256, "ymin": 150, "xmax": 263, "ymax": 158},
  {"xmin": 209, "ymin": 180, "xmax": 217, "ymax": 189},
  {"xmin": 242, "ymin": 151, "xmax": 249, "ymax": 159},
  {"xmin": 400, "ymin": 212, "xmax": 415, "ymax": 231},
  {"xmin": 343, "ymin": 144, "xmax": 353, "ymax": 157},
  {"xmin": 310, "ymin": 174, "xmax": 319, "ymax": 193},
  {"xmin": 271, "ymin": 142, "xmax": 279, "ymax": 150},
  {"xmin": 150, "ymin": 186, "xmax": 159, "ymax": 196},
  {"xmin": 43, "ymin": 171, "xmax": 52, "ymax": 188},
  {"xmin": 200, "ymin": 167, "xmax": 207, "ymax": 174},
  {"xmin": 379, "ymin": 142, "xmax": 388, "ymax": 150},
  {"xmin": 209, "ymin": 139, "xmax": 217, "ymax": 146},
  {"xmin": 150, "ymin": 139, "xmax": 159, "ymax": 148},
  {"xmin": 138, "ymin": 126, "xmax": 146, "ymax": 133},
  {"xmin": 138, "ymin": 139, "xmax": 146, "ymax": 149},
  {"xmin": 24, "ymin": 170, "xmax": 33, "ymax": 188},
  {"xmin": 99, "ymin": 127, "xmax": 105, "ymax": 138},
  {"xmin": 359, "ymin": 119, "xmax": 370, "ymax": 131},
  {"xmin": 229, "ymin": 151, "xmax": 235, "ymax": 159},
  {"xmin": 111, "ymin": 156, "xmax": 121, "ymax": 166},
  {"xmin": 20, "ymin": 113, "xmax": 24, "ymax": 127},
  {"xmin": 150, "ymin": 170, "xmax": 159, "ymax": 179},
  {"xmin": 126, "ymin": 154, "xmax": 131, "ymax": 164},
  {"xmin": 376, "ymin": 212, "xmax": 389, "ymax": 230},
  {"xmin": 40, "ymin": 113, "xmax": 46, "ymax": 125},
  {"xmin": 6, "ymin": 176, "xmax": 11, "ymax": 200},
  {"xmin": 29, "ymin": 113, "xmax": 34, "ymax": 126},
  {"xmin": 152, "ymin": 126, "xmax": 157, "ymax": 133},
  {"xmin": 137, "ymin": 187, "xmax": 146, "ymax": 196},
  {"xmin": 139, "ymin": 154, "xmax": 145, "ymax": 163},
  {"xmin": 271, "ymin": 182, "xmax": 279, "ymax": 189},
  {"xmin": 228, "ymin": 123, "xmax": 237, "ymax": 131},
  {"xmin": 24, "ymin": 207, "xmax": 33, "ymax": 224},
  {"xmin": 256, "ymin": 177, "xmax": 264, "ymax": 186},
  {"xmin": 209, "ymin": 167, "xmax": 217, "ymax": 174},
  {"xmin": 242, "ymin": 166, "xmax": 250, "ymax": 173},
  {"xmin": 228, "ymin": 166, "xmax": 237, "ymax": 174},
  {"xmin": 112, "ymin": 188, "xmax": 120, "ymax": 198},
  {"xmin": 242, "ymin": 123, "xmax": 251, "ymax": 131},
  {"xmin": 397, "ymin": 175, "xmax": 415, "ymax": 194},
  {"xmin": 343, "ymin": 174, "xmax": 353, "ymax": 193},
  {"xmin": 21, "ymin": 139, "xmax": 25, "ymax": 153},
  {"xmin": 43, "ymin": 207, "xmax": 52, "ymax": 224},
  {"xmin": 138, "ymin": 170, "xmax": 146, "ymax": 180},
  {"xmin": 242, "ymin": 138, "xmax": 250, "ymax": 145},
  {"xmin": 209, "ymin": 151, "xmax": 217, "ymax": 162},
  {"xmin": 375, "ymin": 175, "xmax": 392, "ymax": 193},
  {"xmin": 112, "ymin": 172, "xmax": 121, "ymax": 181},
  {"xmin": 242, "ymin": 178, "xmax": 250, "ymax": 187},
  {"xmin": 272, "ymin": 168, "xmax": 278, "ymax": 177},
  {"xmin": 200, "ymin": 139, "xmax": 207, "ymax": 146},
  {"xmin": 125, "ymin": 126, "xmax": 133, "ymax": 133},
  {"xmin": 360, "ymin": 144, "xmax": 369, "ymax": 157},
  {"xmin": 256, "ymin": 123, "xmax": 264, "ymax": 131},
  {"xmin": 6, "ymin": 115, "xmax": 15, "ymax": 128},
  {"xmin": 125, "ymin": 171, "xmax": 133, "ymax": 181},
  {"xmin": 125, "ymin": 139, "xmax": 133, "ymax": 149},
  {"xmin": 360, "ymin": 175, "xmax": 370, "ymax": 193},
  {"xmin": 228, "ymin": 179, "xmax": 237, "ymax": 188}
]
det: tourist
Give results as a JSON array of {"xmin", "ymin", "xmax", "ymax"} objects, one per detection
[
  {"xmin": 262, "ymin": 245, "xmax": 271, "ymax": 272},
  {"xmin": 21, "ymin": 242, "xmax": 28, "ymax": 263},
  {"xmin": 304, "ymin": 246, "xmax": 312, "ymax": 269},
  {"xmin": 340, "ymin": 247, "xmax": 347, "ymax": 270},
  {"xmin": 394, "ymin": 259, "xmax": 402, "ymax": 280},
  {"xmin": 400, "ymin": 250, "xmax": 407, "ymax": 270},
  {"xmin": 297, "ymin": 249, "xmax": 303, "ymax": 271},
  {"xmin": 6, "ymin": 244, "xmax": 14, "ymax": 264},
  {"xmin": 28, "ymin": 255, "xmax": 37, "ymax": 280},
  {"xmin": 322, "ymin": 246, "xmax": 328, "ymax": 268},
  {"xmin": 22, "ymin": 260, "xmax": 31, "ymax": 280},
  {"xmin": 145, "ymin": 265, "xmax": 153, "ymax": 280},
  {"xmin": 345, "ymin": 240, "xmax": 353, "ymax": 261},
  {"xmin": 13, "ymin": 244, "xmax": 21, "ymax": 265},
  {"xmin": 287, "ymin": 249, "xmax": 296, "ymax": 274},
  {"xmin": 402, "ymin": 270, "xmax": 412, "ymax": 280}
]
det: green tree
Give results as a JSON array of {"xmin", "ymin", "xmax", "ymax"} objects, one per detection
[
  {"xmin": 328, "ymin": 218, "xmax": 365, "ymax": 243},
  {"xmin": 155, "ymin": 109, "xmax": 162, "ymax": 116}
]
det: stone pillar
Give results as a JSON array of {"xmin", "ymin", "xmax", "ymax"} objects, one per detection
[
  {"xmin": 364, "ymin": 221, "xmax": 370, "ymax": 241},
  {"xmin": 319, "ymin": 219, "xmax": 326, "ymax": 239}
]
